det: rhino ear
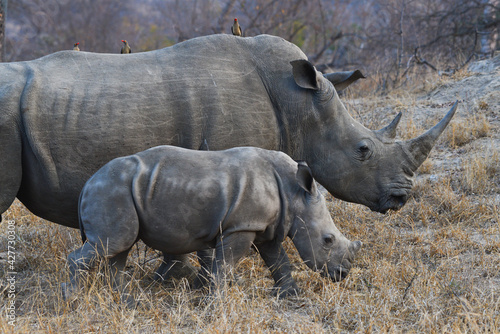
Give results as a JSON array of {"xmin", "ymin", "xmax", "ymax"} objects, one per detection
[
  {"xmin": 323, "ymin": 70, "xmax": 365, "ymax": 92},
  {"xmin": 296, "ymin": 161, "xmax": 317, "ymax": 195},
  {"xmin": 291, "ymin": 59, "xmax": 320, "ymax": 90}
]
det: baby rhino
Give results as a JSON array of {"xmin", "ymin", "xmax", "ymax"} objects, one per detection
[{"xmin": 62, "ymin": 146, "xmax": 362, "ymax": 301}]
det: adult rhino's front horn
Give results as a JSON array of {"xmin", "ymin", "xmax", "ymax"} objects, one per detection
[{"xmin": 402, "ymin": 102, "xmax": 458, "ymax": 171}]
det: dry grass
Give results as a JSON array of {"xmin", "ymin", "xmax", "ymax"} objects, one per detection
[
  {"xmin": 1, "ymin": 66, "xmax": 499, "ymax": 333},
  {"xmin": 459, "ymin": 148, "xmax": 500, "ymax": 195},
  {"xmin": 444, "ymin": 113, "xmax": 490, "ymax": 148}
]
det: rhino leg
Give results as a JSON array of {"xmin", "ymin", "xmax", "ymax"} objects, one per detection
[
  {"xmin": 62, "ymin": 241, "xmax": 99, "ymax": 301},
  {"xmin": 62, "ymin": 241, "xmax": 136, "ymax": 306},
  {"xmin": 108, "ymin": 248, "xmax": 136, "ymax": 308},
  {"xmin": 210, "ymin": 232, "xmax": 255, "ymax": 293},
  {"xmin": 154, "ymin": 253, "xmax": 198, "ymax": 282},
  {"xmin": 255, "ymin": 239, "xmax": 300, "ymax": 297},
  {"xmin": 192, "ymin": 249, "xmax": 216, "ymax": 289}
]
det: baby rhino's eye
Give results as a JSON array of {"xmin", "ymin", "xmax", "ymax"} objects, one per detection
[{"xmin": 324, "ymin": 234, "xmax": 335, "ymax": 246}]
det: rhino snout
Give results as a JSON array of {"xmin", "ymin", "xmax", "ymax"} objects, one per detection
[
  {"xmin": 325, "ymin": 240, "xmax": 362, "ymax": 282},
  {"xmin": 349, "ymin": 240, "xmax": 362, "ymax": 254}
]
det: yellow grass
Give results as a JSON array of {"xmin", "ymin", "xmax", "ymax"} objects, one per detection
[{"xmin": 445, "ymin": 113, "xmax": 490, "ymax": 148}]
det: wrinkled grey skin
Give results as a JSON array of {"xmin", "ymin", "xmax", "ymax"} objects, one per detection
[
  {"xmin": 61, "ymin": 146, "xmax": 362, "ymax": 301},
  {"xmin": 0, "ymin": 34, "xmax": 456, "ymax": 279}
]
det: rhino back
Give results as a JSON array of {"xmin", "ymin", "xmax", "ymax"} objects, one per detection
[{"xmin": 14, "ymin": 34, "xmax": 306, "ymax": 227}]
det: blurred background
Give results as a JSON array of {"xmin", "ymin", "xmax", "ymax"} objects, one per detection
[{"xmin": 1, "ymin": 0, "xmax": 499, "ymax": 91}]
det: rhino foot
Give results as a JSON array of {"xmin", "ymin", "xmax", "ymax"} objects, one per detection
[
  {"xmin": 272, "ymin": 284, "xmax": 301, "ymax": 298},
  {"xmin": 120, "ymin": 293, "xmax": 138, "ymax": 309},
  {"xmin": 192, "ymin": 270, "xmax": 211, "ymax": 290},
  {"xmin": 154, "ymin": 259, "xmax": 198, "ymax": 283},
  {"xmin": 61, "ymin": 282, "xmax": 77, "ymax": 301}
]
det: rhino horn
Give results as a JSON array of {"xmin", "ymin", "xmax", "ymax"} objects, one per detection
[
  {"xmin": 376, "ymin": 112, "xmax": 402, "ymax": 140},
  {"xmin": 403, "ymin": 101, "xmax": 458, "ymax": 170},
  {"xmin": 323, "ymin": 70, "xmax": 365, "ymax": 92}
]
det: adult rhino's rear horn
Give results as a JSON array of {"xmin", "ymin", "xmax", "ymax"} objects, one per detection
[
  {"xmin": 376, "ymin": 112, "xmax": 402, "ymax": 140},
  {"xmin": 403, "ymin": 101, "xmax": 458, "ymax": 170}
]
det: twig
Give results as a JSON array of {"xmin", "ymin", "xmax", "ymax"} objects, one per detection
[
  {"xmin": 309, "ymin": 31, "xmax": 343, "ymax": 64},
  {"xmin": 362, "ymin": 277, "xmax": 380, "ymax": 291},
  {"xmin": 411, "ymin": 28, "xmax": 479, "ymax": 77},
  {"xmin": 414, "ymin": 48, "xmax": 438, "ymax": 72},
  {"xmin": 400, "ymin": 54, "xmax": 415, "ymax": 81},
  {"xmin": 402, "ymin": 269, "xmax": 418, "ymax": 301}
]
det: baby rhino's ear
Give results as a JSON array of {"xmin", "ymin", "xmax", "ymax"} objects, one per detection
[{"xmin": 296, "ymin": 161, "xmax": 317, "ymax": 195}]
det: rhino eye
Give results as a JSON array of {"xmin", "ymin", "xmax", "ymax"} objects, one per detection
[
  {"xmin": 356, "ymin": 140, "xmax": 373, "ymax": 160},
  {"xmin": 324, "ymin": 234, "xmax": 335, "ymax": 246}
]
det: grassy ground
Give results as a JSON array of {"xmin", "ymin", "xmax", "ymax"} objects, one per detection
[{"xmin": 1, "ymin": 58, "xmax": 499, "ymax": 333}]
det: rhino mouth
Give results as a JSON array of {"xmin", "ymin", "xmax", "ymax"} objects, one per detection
[
  {"xmin": 326, "ymin": 265, "xmax": 350, "ymax": 282},
  {"xmin": 374, "ymin": 190, "xmax": 410, "ymax": 214}
]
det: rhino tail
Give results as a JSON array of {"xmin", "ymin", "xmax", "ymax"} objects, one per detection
[
  {"xmin": 79, "ymin": 218, "xmax": 87, "ymax": 244},
  {"xmin": 198, "ymin": 139, "xmax": 209, "ymax": 151},
  {"xmin": 78, "ymin": 190, "xmax": 87, "ymax": 244}
]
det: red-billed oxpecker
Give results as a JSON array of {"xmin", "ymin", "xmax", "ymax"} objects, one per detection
[
  {"xmin": 231, "ymin": 18, "xmax": 242, "ymax": 37},
  {"xmin": 121, "ymin": 40, "xmax": 131, "ymax": 54}
]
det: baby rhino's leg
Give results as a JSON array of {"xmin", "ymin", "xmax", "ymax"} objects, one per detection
[
  {"xmin": 62, "ymin": 239, "xmax": 137, "ymax": 303},
  {"xmin": 109, "ymin": 248, "xmax": 135, "ymax": 307},
  {"xmin": 210, "ymin": 232, "xmax": 256, "ymax": 293},
  {"xmin": 63, "ymin": 190, "xmax": 140, "ymax": 303},
  {"xmin": 62, "ymin": 241, "xmax": 100, "ymax": 300}
]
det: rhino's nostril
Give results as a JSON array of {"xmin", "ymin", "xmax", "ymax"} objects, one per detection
[
  {"xmin": 391, "ymin": 195, "xmax": 407, "ymax": 209},
  {"xmin": 403, "ymin": 166, "xmax": 415, "ymax": 177}
]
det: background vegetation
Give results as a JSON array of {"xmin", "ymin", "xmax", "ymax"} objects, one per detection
[{"xmin": 3, "ymin": 0, "xmax": 500, "ymax": 91}]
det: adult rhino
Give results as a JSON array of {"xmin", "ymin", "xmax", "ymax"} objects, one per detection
[{"xmin": 0, "ymin": 34, "xmax": 456, "ymax": 277}]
